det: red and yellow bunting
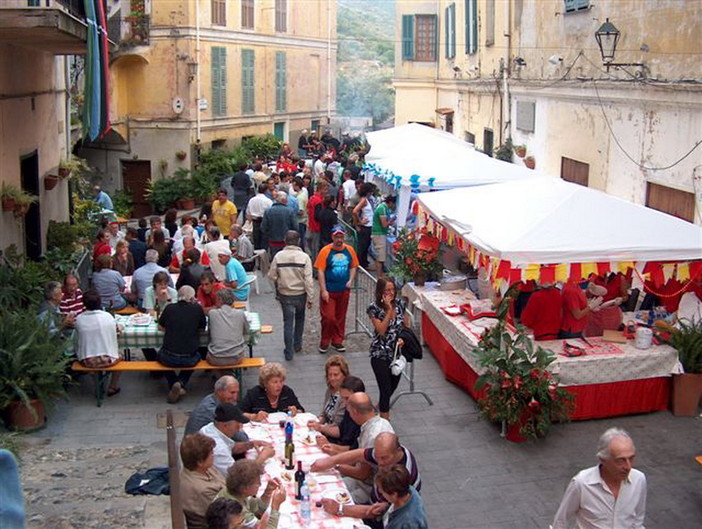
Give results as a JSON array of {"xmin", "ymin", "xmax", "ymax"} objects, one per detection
[{"xmin": 414, "ymin": 203, "xmax": 702, "ymax": 290}]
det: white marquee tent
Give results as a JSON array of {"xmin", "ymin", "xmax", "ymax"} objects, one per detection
[
  {"xmin": 417, "ymin": 178, "xmax": 702, "ymax": 269},
  {"xmin": 364, "ymin": 124, "xmax": 541, "ymax": 226}
]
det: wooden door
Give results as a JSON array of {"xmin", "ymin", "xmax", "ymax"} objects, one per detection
[
  {"xmin": 121, "ymin": 160, "xmax": 152, "ymax": 218},
  {"xmin": 21, "ymin": 151, "xmax": 41, "ymax": 260}
]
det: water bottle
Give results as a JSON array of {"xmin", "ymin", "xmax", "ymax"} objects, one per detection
[
  {"xmin": 285, "ymin": 410, "xmax": 293, "ymax": 443},
  {"xmin": 299, "ymin": 480, "xmax": 311, "ymax": 525}
]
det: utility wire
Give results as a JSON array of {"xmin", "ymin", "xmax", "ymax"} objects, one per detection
[{"xmin": 591, "ymin": 79, "xmax": 702, "ymax": 171}]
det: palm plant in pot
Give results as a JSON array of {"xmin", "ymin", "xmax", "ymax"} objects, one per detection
[
  {"xmin": 0, "ymin": 309, "xmax": 72, "ymax": 430},
  {"xmin": 473, "ymin": 285, "xmax": 574, "ymax": 441},
  {"xmin": 666, "ymin": 319, "xmax": 702, "ymax": 416}
]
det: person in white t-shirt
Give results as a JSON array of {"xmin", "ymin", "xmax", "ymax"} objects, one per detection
[{"xmin": 74, "ymin": 289, "xmax": 122, "ymax": 396}]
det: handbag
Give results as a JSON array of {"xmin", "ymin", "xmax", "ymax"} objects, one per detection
[{"xmin": 389, "ymin": 341, "xmax": 407, "ymax": 376}]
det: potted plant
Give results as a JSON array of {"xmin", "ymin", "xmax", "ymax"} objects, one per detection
[
  {"xmin": 524, "ymin": 156, "xmax": 536, "ymax": 169},
  {"xmin": 473, "ymin": 285, "xmax": 575, "ymax": 441},
  {"xmin": 390, "ymin": 228, "xmax": 443, "ymax": 286},
  {"xmin": 112, "ymin": 189, "xmax": 135, "ymax": 219},
  {"xmin": 58, "ymin": 157, "xmax": 89, "ymax": 179},
  {"xmin": 666, "ymin": 319, "xmax": 702, "ymax": 416},
  {"xmin": 176, "ymin": 150, "xmax": 188, "ymax": 161},
  {"xmin": 514, "ymin": 144, "xmax": 527, "ymax": 158},
  {"xmin": 173, "ymin": 168, "xmax": 195, "ymax": 210},
  {"xmin": 493, "ymin": 138, "xmax": 514, "ymax": 163},
  {"xmin": 0, "ymin": 309, "xmax": 72, "ymax": 430},
  {"xmin": 11, "ymin": 190, "xmax": 38, "ymax": 218},
  {"xmin": 1, "ymin": 183, "xmax": 21, "ymax": 211},
  {"xmin": 44, "ymin": 173, "xmax": 60, "ymax": 190}
]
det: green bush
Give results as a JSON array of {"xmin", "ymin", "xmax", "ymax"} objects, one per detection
[
  {"xmin": 242, "ymin": 134, "xmax": 282, "ymax": 161},
  {"xmin": 146, "ymin": 177, "xmax": 181, "ymax": 213},
  {"xmin": 112, "ymin": 189, "xmax": 135, "ymax": 218},
  {"xmin": 0, "ymin": 308, "xmax": 72, "ymax": 411},
  {"xmin": 47, "ymin": 220, "xmax": 92, "ymax": 252}
]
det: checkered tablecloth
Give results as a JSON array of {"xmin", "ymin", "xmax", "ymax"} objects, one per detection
[
  {"xmin": 243, "ymin": 414, "xmax": 364, "ymax": 529},
  {"xmin": 419, "ymin": 289, "xmax": 683, "ymax": 387},
  {"xmin": 116, "ymin": 311, "xmax": 262, "ymax": 349}
]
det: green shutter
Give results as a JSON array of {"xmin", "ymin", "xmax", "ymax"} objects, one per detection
[
  {"xmin": 565, "ymin": 0, "xmax": 590, "ymax": 13},
  {"xmin": 211, "ymin": 47, "xmax": 227, "ymax": 116},
  {"xmin": 446, "ymin": 4, "xmax": 455, "ymax": 59},
  {"xmin": 402, "ymin": 14, "xmax": 415, "ymax": 60},
  {"xmin": 465, "ymin": 0, "xmax": 477, "ymax": 54},
  {"xmin": 242, "ymin": 49, "xmax": 255, "ymax": 114},
  {"xmin": 275, "ymin": 52, "xmax": 286, "ymax": 112}
]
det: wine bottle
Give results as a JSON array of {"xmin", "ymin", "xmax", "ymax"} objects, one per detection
[
  {"xmin": 295, "ymin": 461, "xmax": 305, "ymax": 500},
  {"xmin": 285, "ymin": 438, "xmax": 295, "ymax": 470}
]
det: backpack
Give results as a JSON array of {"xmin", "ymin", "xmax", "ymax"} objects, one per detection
[{"xmin": 399, "ymin": 327, "xmax": 423, "ymax": 362}]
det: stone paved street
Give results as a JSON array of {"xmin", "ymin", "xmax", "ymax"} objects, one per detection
[{"xmin": 16, "ymin": 281, "xmax": 702, "ymax": 529}]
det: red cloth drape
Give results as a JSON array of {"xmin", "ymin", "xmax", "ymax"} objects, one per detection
[{"xmin": 421, "ymin": 314, "xmax": 670, "ymax": 420}]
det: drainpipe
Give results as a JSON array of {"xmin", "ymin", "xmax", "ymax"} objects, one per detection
[
  {"xmin": 501, "ymin": 0, "xmax": 511, "ymax": 143},
  {"xmin": 326, "ymin": 1, "xmax": 332, "ymax": 124},
  {"xmin": 195, "ymin": 0, "xmax": 201, "ymax": 143},
  {"xmin": 64, "ymin": 56, "xmax": 71, "ymax": 156}
]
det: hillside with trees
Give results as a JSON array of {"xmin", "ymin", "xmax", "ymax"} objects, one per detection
[{"xmin": 337, "ymin": 0, "xmax": 395, "ymax": 127}]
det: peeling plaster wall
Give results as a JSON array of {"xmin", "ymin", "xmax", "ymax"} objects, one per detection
[{"xmin": 0, "ymin": 44, "xmax": 69, "ymax": 253}]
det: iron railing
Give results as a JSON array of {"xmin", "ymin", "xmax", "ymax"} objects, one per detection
[{"xmin": 346, "ymin": 266, "xmax": 376, "ymax": 339}]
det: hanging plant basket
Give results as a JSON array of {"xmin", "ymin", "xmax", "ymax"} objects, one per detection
[
  {"xmin": 44, "ymin": 174, "xmax": 60, "ymax": 190},
  {"xmin": 58, "ymin": 167, "xmax": 71, "ymax": 179},
  {"xmin": 13, "ymin": 203, "xmax": 30, "ymax": 218},
  {"xmin": 524, "ymin": 156, "xmax": 536, "ymax": 170},
  {"xmin": 515, "ymin": 145, "xmax": 527, "ymax": 158},
  {"xmin": 176, "ymin": 150, "xmax": 187, "ymax": 161},
  {"xmin": 2, "ymin": 197, "xmax": 16, "ymax": 211}
]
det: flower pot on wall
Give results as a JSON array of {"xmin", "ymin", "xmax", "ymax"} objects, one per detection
[
  {"xmin": 58, "ymin": 167, "xmax": 71, "ymax": 179},
  {"xmin": 515, "ymin": 146, "xmax": 527, "ymax": 158},
  {"xmin": 44, "ymin": 174, "xmax": 60, "ymax": 190},
  {"xmin": 671, "ymin": 373, "xmax": 702, "ymax": 417},
  {"xmin": 5, "ymin": 399, "xmax": 46, "ymax": 431},
  {"xmin": 2, "ymin": 197, "xmax": 15, "ymax": 211},
  {"xmin": 524, "ymin": 156, "xmax": 536, "ymax": 170}
]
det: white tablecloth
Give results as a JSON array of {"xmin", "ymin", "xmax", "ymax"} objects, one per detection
[{"xmin": 416, "ymin": 287, "xmax": 683, "ymax": 387}]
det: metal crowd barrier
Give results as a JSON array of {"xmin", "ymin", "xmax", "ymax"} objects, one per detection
[
  {"xmin": 346, "ymin": 266, "xmax": 376, "ymax": 338},
  {"xmin": 338, "ymin": 217, "xmax": 358, "ymax": 252},
  {"xmin": 74, "ymin": 248, "xmax": 92, "ymax": 292}
]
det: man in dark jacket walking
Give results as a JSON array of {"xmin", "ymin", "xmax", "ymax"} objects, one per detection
[{"xmin": 261, "ymin": 191, "xmax": 298, "ymax": 259}]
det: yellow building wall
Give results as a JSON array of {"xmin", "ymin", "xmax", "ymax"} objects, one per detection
[{"xmin": 0, "ymin": 44, "xmax": 70, "ymax": 253}]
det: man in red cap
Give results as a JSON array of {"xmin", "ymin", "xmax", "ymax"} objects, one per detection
[{"xmin": 314, "ymin": 225, "xmax": 358, "ymax": 353}]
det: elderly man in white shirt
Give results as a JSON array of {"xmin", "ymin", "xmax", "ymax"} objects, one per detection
[
  {"xmin": 552, "ymin": 427, "xmax": 646, "ymax": 529},
  {"xmin": 246, "ymin": 183, "xmax": 273, "ymax": 250},
  {"xmin": 199, "ymin": 403, "xmax": 274, "ymax": 477}
]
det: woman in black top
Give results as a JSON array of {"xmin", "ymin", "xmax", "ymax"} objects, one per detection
[
  {"xmin": 176, "ymin": 248, "xmax": 209, "ymax": 291},
  {"xmin": 239, "ymin": 362, "xmax": 304, "ymax": 422},
  {"xmin": 164, "ymin": 208, "xmax": 179, "ymax": 238}
]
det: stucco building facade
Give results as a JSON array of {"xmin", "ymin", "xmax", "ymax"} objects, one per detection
[
  {"xmin": 0, "ymin": 1, "xmax": 82, "ymax": 257},
  {"xmin": 82, "ymin": 0, "xmax": 337, "ymax": 214},
  {"xmin": 393, "ymin": 0, "xmax": 702, "ymax": 225}
]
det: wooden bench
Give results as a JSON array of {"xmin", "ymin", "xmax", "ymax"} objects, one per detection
[{"xmin": 72, "ymin": 357, "xmax": 266, "ymax": 407}]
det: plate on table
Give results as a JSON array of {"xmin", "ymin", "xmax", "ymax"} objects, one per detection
[
  {"xmin": 294, "ymin": 412, "xmax": 318, "ymax": 427},
  {"xmin": 129, "ymin": 314, "xmax": 152, "ymax": 326},
  {"xmin": 300, "ymin": 433, "xmax": 317, "ymax": 446},
  {"xmin": 266, "ymin": 412, "xmax": 288, "ymax": 424},
  {"xmin": 323, "ymin": 488, "xmax": 352, "ymax": 504}
]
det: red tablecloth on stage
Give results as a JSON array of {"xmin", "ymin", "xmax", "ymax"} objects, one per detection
[{"xmin": 422, "ymin": 313, "xmax": 670, "ymax": 420}]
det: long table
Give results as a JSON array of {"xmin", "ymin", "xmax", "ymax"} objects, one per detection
[
  {"xmin": 405, "ymin": 283, "xmax": 682, "ymax": 420},
  {"xmin": 243, "ymin": 413, "xmax": 363, "ymax": 529},
  {"xmin": 115, "ymin": 311, "xmax": 262, "ymax": 358}
]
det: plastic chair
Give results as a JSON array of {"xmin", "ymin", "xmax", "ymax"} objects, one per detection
[{"xmin": 233, "ymin": 276, "xmax": 257, "ymax": 311}]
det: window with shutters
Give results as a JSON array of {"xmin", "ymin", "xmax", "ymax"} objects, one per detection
[
  {"xmin": 465, "ymin": 0, "xmax": 477, "ymax": 54},
  {"xmin": 241, "ymin": 49, "xmax": 255, "ymax": 114},
  {"xmin": 241, "ymin": 0, "xmax": 254, "ymax": 29},
  {"xmin": 445, "ymin": 4, "xmax": 456, "ymax": 59},
  {"xmin": 415, "ymin": 15, "xmax": 437, "ymax": 62},
  {"xmin": 212, "ymin": 0, "xmax": 226, "ymax": 26},
  {"xmin": 275, "ymin": 52, "xmax": 287, "ymax": 112},
  {"xmin": 483, "ymin": 128, "xmax": 494, "ymax": 157},
  {"xmin": 485, "ymin": 0, "xmax": 495, "ymax": 46},
  {"xmin": 401, "ymin": 15, "xmax": 415, "ymax": 60},
  {"xmin": 561, "ymin": 157, "xmax": 589, "ymax": 187},
  {"xmin": 211, "ymin": 47, "xmax": 227, "ymax": 116},
  {"xmin": 275, "ymin": 0, "xmax": 287, "ymax": 33},
  {"xmin": 564, "ymin": 0, "xmax": 590, "ymax": 13},
  {"xmin": 646, "ymin": 182, "xmax": 695, "ymax": 222}
]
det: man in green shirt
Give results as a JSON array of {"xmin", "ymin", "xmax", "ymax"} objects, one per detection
[{"xmin": 371, "ymin": 195, "xmax": 396, "ymax": 278}]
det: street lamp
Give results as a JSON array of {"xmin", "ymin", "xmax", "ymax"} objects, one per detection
[
  {"xmin": 595, "ymin": 18, "xmax": 644, "ymax": 72},
  {"xmin": 186, "ymin": 60, "xmax": 199, "ymax": 83}
]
